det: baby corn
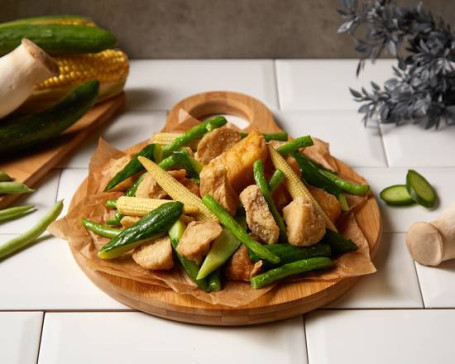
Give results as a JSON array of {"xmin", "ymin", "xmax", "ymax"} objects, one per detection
[
  {"xmin": 117, "ymin": 196, "xmax": 199, "ymax": 216},
  {"xmin": 268, "ymin": 145, "xmax": 337, "ymax": 232}
]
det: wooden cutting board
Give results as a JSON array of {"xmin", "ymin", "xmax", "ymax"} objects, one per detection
[
  {"xmin": 70, "ymin": 91, "xmax": 382, "ymax": 326},
  {"xmin": 0, "ymin": 93, "xmax": 125, "ymax": 209}
]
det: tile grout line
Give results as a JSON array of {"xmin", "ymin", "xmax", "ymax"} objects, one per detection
[
  {"xmin": 302, "ymin": 315, "xmax": 311, "ymax": 364},
  {"xmin": 377, "ymin": 123, "xmax": 390, "ymax": 167},
  {"xmin": 53, "ymin": 169, "xmax": 64, "ymax": 204},
  {"xmin": 35, "ymin": 311, "xmax": 46, "ymax": 364},
  {"xmin": 272, "ymin": 60, "xmax": 282, "ymax": 110},
  {"xmin": 412, "ymin": 261, "xmax": 427, "ymax": 309}
]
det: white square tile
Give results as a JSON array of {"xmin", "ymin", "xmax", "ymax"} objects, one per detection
[
  {"xmin": 0, "ymin": 312, "xmax": 43, "ymax": 364},
  {"xmin": 275, "ymin": 110, "xmax": 387, "ymax": 167},
  {"xmin": 356, "ymin": 167, "xmax": 455, "ymax": 232},
  {"xmin": 38, "ymin": 313, "xmax": 306, "ymax": 364},
  {"xmin": 305, "ymin": 310, "xmax": 455, "ymax": 364},
  {"xmin": 416, "ymin": 259, "xmax": 455, "ymax": 308},
  {"xmin": 327, "ymin": 233, "xmax": 422, "ymax": 308},
  {"xmin": 276, "ymin": 59, "xmax": 395, "ymax": 110},
  {"xmin": 58, "ymin": 111, "xmax": 166, "ymax": 168},
  {"xmin": 0, "ymin": 170, "xmax": 60, "ymax": 234},
  {"xmin": 57, "ymin": 169, "xmax": 89, "ymax": 216},
  {"xmin": 0, "ymin": 235, "xmax": 126, "ymax": 310},
  {"xmin": 126, "ymin": 60, "xmax": 278, "ymax": 110},
  {"xmin": 381, "ymin": 123, "xmax": 455, "ymax": 167}
]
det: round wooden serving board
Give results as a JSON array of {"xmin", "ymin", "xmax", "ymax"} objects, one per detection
[{"xmin": 70, "ymin": 91, "xmax": 382, "ymax": 326}]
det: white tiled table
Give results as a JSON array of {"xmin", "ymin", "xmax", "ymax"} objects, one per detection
[{"xmin": 2, "ymin": 60, "xmax": 454, "ymax": 364}]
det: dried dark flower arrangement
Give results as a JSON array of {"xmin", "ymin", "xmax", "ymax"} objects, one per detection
[{"xmin": 338, "ymin": 0, "xmax": 455, "ymax": 129}]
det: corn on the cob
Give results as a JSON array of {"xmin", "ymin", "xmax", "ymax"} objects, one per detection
[
  {"xmin": 152, "ymin": 133, "xmax": 200, "ymax": 150},
  {"xmin": 268, "ymin": 145, "xmax": 338, "ymax": 232},
  {"xmin": 0, "ymin": 15, "xmax": 96, "ymax": 28},
  {"xmin": 20, "ymin": 49, "xmax": 129, "ymax": 112},
  {"xmin": 117, "ymin": 196, "xmax": 199, "ymax": 216},
  {"xmin": 37, "ymin": 49, "xmax": 128, "ymax": 91},
  {"xmin": 138, "ymin": 156, "xmax": 218, "ymax": 221}
]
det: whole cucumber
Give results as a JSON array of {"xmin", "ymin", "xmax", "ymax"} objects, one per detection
[
  {"xmin": 0, "ymin": 80, "xmax": 99, "ymax": 155},
  {"xmin": 0, "ymin": 24, "xmax": 117, "ymax": 55}
]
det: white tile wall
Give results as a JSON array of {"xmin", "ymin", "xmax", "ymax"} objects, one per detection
[
  {"xmin": 305, "ymin": 310, "xmax": 455, "ymax": 364},
  {"xmin": 275, "ymin": 110, "xmax": 387, "ymax": 167},
  {"xmin": 0, "ymin": 312, "xmax": 43, "ymax": 364},
  {"xmin": 126, "ymin": 60, "xmax": 279, "ymax": 111},
  {"xmin": 56, "ymin": 169, "xmax": 89, "ymax": 216},
  {"xmin": 326, "ymin": 233, "xmax": 422, "ymax": 308},
  {"xmin": 416, "ymin": 259, "xmax": 455, "ymax": 308},
  {"xmin": 381, "ymin": 123, "xmax": 455, "ymax": 167},
  {"xmin": 276, "ymin": 59, "xmax": 395, "ymax": 110},
  {"xmin": 38, "ymin": 313, "xmax": 306, "ymax": 364},
  {"xmin": 0, "ymin": 235, "xmax": 126, "ymax": 310}
]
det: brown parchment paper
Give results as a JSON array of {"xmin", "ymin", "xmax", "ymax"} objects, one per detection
[{"xmin": 49, "ymin": 137, "xmax": 376, "ymax": 308}]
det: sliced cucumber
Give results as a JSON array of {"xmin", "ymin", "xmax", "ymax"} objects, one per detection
[
  {"xmin": 406, "ymin": 170, "xmax": 437, "ymax": 208},
  {"xmin": 379, "ymin": 185, "xmax": 414, "ymax": 206}
]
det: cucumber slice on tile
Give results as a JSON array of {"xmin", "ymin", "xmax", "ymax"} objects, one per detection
[
  {"xmin": 406, "ymin": 170, "xmax": 437, "ymax": 208},
  {"xmin": 379, "ymin": 185, "xmax": 414, "ymax": 206}
]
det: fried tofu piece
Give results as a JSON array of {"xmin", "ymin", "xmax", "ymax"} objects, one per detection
[
  {"xmin": 307, "ymin": 185, "xmax": 342, "ymax": 223},
  {"xmin": 135, "ymin": 173, "xmax": 167, "ymax": 199},
  {"xmin": 282, "ymin": 196, "xmax": 326, "ymax": 246},
  {"xmin": 196, "ymin": 126, "xmax": 242, "ymax": 164},
  {"xmin": 177, "ymin": 220, "xmax": 223, "ymax": 264},
  {"xmin": 225, "ymin": 245, "xmax": 263, "ymax": 282},
  {"xmin": 199, "ymin": 164, "xmax": 239, "ymax": 215},
  {"xmin": 120, "ymin": 215, "xmax": 140, "ymax": 229},
  {"xmin": 201, "ymin": 130, "xmax": 267, "ymax": 192},
  {"xmin": 239, "ymin": 185, "xmax": 279, "ymax": 244},
  {"xmin": 132, "ymin": 236, "xmax": 174, "ymax": 270}
]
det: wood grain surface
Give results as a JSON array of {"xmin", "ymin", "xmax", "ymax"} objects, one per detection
[
  {"xmin": 70, "ymin": 91, "xmax": 382, "ymax": 326},
  {"xmin": 0, "ymin": 93, "xmax": 125, "ymax": 209}
]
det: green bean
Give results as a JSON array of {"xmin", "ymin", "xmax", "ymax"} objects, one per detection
[
  {"xmin": 82, "ymin": 218, "xmax": 121, "ymax": 238},
  {"xmin": 319, "ymin": 170, "xmax": 370, "ymax": 195},
  {"xmin": 161, "ymin": 116, "xmax": 227, "ymax": 158},
  {"xmin": 0, "ymin": 172, "xmax": 13, "ymax": 182},
  {"xmin": 0, "ymin": 204, "xmax": 35, "ymax": 222},
  {"xmin": 268, "ymin": 169, "xmax": 284, "ymax": 193},
  {"xmin": 202, "ymin": 195, "xmax": 280, "ymax": 264},
  {"xmin": 126, "ymin": 173, "xmax": 146, "ymax": 197},
  {"xmin": 292, "ymin": 152, "xmax": 344, "ymax": 200},
  {"xmin": 240, "ymin": 131, "xmax": 288, "ymax": 142},
  {"xmin": 106, "ymin": 210, "xmax": 122, "ymax": 226},
  {"xmin": 171, "ymin": 150, "xmax": 203, "ymax": 180},
  {"xmin": 169, "ymin": 219, "xmax": 209, "ymax": 292},
  {"xmin": 0, "ymin": 182, "xmax": 34, "ymax": 194},
  {"xmin": 248, "ymin": 243, "xmax": 331, "ymax": 268},
  {"xmin": 207, "ymin": 268, "xmax": 222, "ymax": 292},
  {"xmin": 105, "ymin": 200, "xmax": 117, "ymax": 208},
  {"xmin": 320, "ymin": 230, "xmax": 358, "ymax": 256},
  {"xmin": 250, "ymin": 257, "xmax": 333, "ymax": 289},
  {"xmin": 277, "ymin": 136, "xmax": 313, "ymax": 155},
  {"xmin": 158, "ymin": 155, "xmax": 177, "ymax": 170},
  {"xmin": 0, "ymin": 200, "xmax": 63, "ymax": 261},
  {"xmin": 253, "ymin": 160, "xmax": 286, "ymax": 242},
  {"xmin": 104, "ymin": 144, "xmax": 159, "ymax": 191}
]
